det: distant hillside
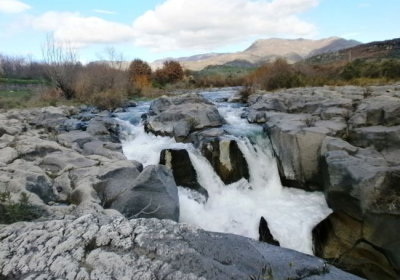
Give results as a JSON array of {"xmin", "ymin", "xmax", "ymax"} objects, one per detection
[
  {"xmin": 151, "ymin": 37, "xmax": 361, "ymax": 71},
  {"xmin": 304, "ymin": 38, "xmax": 400, "ymax": 65}
]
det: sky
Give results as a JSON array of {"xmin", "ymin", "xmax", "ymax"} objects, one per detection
[{"xmin": 0, "ymin": 0, "xmax": 399, "ymax": 63}]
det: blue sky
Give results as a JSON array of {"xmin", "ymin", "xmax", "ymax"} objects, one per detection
[{"xmin": 0, "ymin": 0, "xmax": 398, "ymax": 63}]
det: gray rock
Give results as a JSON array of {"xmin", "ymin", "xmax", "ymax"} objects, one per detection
[
  {"xmin": 94, "ymin": 160, "xmax": 142, "ymax": 207},
  {"xmin": 200, "ymin": 138, "xmax": 249, "ymax": 185},
  {"xmin": 57, "ymin": 130, "xmax": 94, "ymax": 151},
  {"xmin": 0, "ymin": 214, "xmax": 362, "ymax": 280},
  {"xmin": 349, "ymin": 125, "xmax": 400, "ymax": 153},
  {"xmin": 110, "ymin": 165, "xmax": 179, "ymax": 222},
  {"xmin": 0, "ymin": 134, "xmax": 15, "ymax": 149},
  {"xmin": 147, "ymin": 95, "xmax": 225, "ymax": 141},
  {"xmin": 265, "ymin": 122, "xmax": 327, "ymax": 190},
  {"xmin": 53, "ymin": 172, "xmax": 73, "ymax": 202},
  {"xmin": 82, "ymin": 140, "xmax": 126, "ymax": 160},
  {"xmin": 63, "ymin": 118, "xmax": 84, "ymax": 131},
  {"xmin": 160, "ymin": 149, "xmax": 208, "ymax": 198},
  {"xmin": 6, "ymin": 160, "xmax": 56, "ymax": 203},
  {"xmin": 0, "ymin": 147, "xmax": 18, "ymax": 164},
  {"xmin": 15, "ymin": 135, "xmax": 66, "ymax": 161},
  {"xmin": 40, "ymin": 151, "xmax": 98, "ymax": 174},
  {"xmin": 349, "ymin": 96, "xmax": 400, "ymax": 128}
]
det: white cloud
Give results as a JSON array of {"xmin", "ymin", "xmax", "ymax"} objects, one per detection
[
  {"xmin": 25, "ymin": 12, "xmax": 134, "ymax": 47},
  {"xmin": 92, "ymin": 9, "xmax": 117, "ymax": 15},
  {"xmin": 0, "ymin": 0, "xmax": 30, "ymax": 14},
  {"xmin": 132, "ymin": 0, "xmax": 320, "ymax": 52},
  {"xmin": 19, "ymin": 0, "xmax": 320, "ymax": 52},
  {"xmin": 359, "ymin": 3, "xmax": 371, "ymax": 8}
]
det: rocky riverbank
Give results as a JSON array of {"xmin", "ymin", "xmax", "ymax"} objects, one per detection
[
  {"xmin": 1, "ymin": 85, "xmax": 398, "ymax": 279},
  {"xmin": 245, "ymin": 84, "xmax": 400, "ymax": 279}
]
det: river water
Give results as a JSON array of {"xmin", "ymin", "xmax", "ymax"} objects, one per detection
[{"xmin": 115, "ymin": 88, "xmax": 332, "ymax": 255}]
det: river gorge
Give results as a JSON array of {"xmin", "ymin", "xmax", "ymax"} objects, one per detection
[{"xmin": 1, "ymin": 85, "xmax": 400, "ymax": 280}]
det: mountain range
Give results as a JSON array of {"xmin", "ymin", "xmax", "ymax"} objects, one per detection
[{"xmin": 151, "ymin": 37, "xmax": 361, "ymax": 71}]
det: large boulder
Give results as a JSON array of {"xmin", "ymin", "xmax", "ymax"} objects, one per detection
[
  {"xmin": 313, "ymin": 211, "xmax": 400, "ymax": 280},
  {"xmin": 146, "ymin": 95, "xmax": 225, "ymax": 141},
  {"xmin": 160, "ymin": 149, "xmax": 208, "ymax": 197},
  {"xmin": 0, "ymin": 147, "xmax": 18, "ymax": 165},
  {"xmin": 315, "ymin": 137, "xmax": 400, "ymax": 280},
  {"xmin": 200, "ymin": 137, "xmax": 249, "ymax": 185},
  {"xmin": 5, "ymin": 160, "xmax": 56, "ymax": 204},
  {"xmin": 110, "ymin": 165, "xmax": 179, "ymax": 222},
  {"xmin": 349, "ymin": 96, "xmax": 400, "ymax": 128},
  {"xmin": 0, "ymin": 214, "xmax": 362, "ymax": 280}
]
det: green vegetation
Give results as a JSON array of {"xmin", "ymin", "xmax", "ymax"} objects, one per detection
[
  {"xmin": 249, "ymin": 58, "xmax": 400, "ymax": 91},
  {"xmin": 249, "ymin": 265, "xmax": 274, "ymax": 280},
  {"xmin": 0, "ymin": 90, "xmax": 33, "ymax": 109},
  {"xmin": 0, "ymin": 191, "xmax": 43, "ymax": 224},
  {"xmin": 0, "ymin": 78, "xmax": 47, "ymax": 85}
]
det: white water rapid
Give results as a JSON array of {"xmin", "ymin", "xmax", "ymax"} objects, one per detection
[{"xmin": 117, "ymin": 89, "xmax": 332, "ymax": 256}]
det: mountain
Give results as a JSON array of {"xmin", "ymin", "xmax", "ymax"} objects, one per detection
[
  {"xmin": 304, "ymin": 37, "xmax": 400, "ymax": 65},
  {"xmin": 151, "ymin": 37, "xmax": 361, "ymax": 71}
]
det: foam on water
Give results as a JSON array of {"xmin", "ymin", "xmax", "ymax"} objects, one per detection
[{"xmin": 119, "ymin": 92, "xmax": 332, "ymax": 255}]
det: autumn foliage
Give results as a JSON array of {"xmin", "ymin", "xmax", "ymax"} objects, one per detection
[
  {"xmin": 128, "ymin": 59, "xmax": 152, "ymax": 88},
  {"xmin": 153, "ymin": 60, "xmax": 184, "ymax": 86}
]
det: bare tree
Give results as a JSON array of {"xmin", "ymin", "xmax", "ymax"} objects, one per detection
[{"xmin": 42, "ymin": 34, "xmax": 80, "ymax": 99}]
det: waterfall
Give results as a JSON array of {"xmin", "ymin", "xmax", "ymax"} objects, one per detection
[{"xmin": 118, "ymin": 95, "xmax": 332, "ymax": 256}]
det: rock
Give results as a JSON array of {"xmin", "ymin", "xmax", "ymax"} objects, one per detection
[
  {"xmin": 6, "ymin": 160, "xmax": 56, "ymax": 203},
  {"xmin": 0, "ymin": 134, "xmax": 14, "ymax": 149},
  {"xmin": 259, "ymin": 217, "xmax": 280, "ymax": 246},
  {"xmin": 146, "ymin": 95, "xmax": 225, "ymax": 141},
  {"xmin": 86, "ymin": 119, "xmax": 110, "ymax": 136},
  {"xmin": 265, "ymin": 121, "xmax": 327, "ymax": 190},
  {"xmin": 63, "ymin": 118, "xmax": 84, "ymax": 131},
  {"xmin": 110, "ymin": 165, "xmax": 179, "ymax": 222},
  {"xmin": 86, "ymin": 116, "xmax": 121, "ymax": 142},
  {"xmin": 160, "ymin": 149, "xmax": 208, "ymax": 197},
  {"xmin": 0, "ymin": 147, "xmax": 18, "ymax": 164},
  {"xmin": 0, "ymin": 214, "xmax": 362, "ymax": 280},
  {"xmin": 200, "ymin": 137, "xmax": 249, "ymax": 185},
  {"xmin": 53, "ymin": 172, "xmax": 73, "ymax": 202},
  {"xmin": 321, "ymin": 145, "xmax": 391, "ymax": 220},
  {"xmin": 40, "ymin": 151, "xmax": 98, "ymax": 174},
  {"xmin": 94, "ymin": 160, "xmax": 142, "ymax": 207},
  {"xmin": 0, "ymin": 124, "xmax": 20, "ymax": 136},
  {"xmin": 349, "ymin": 96, "xmax": 400, "ymax": 128},
  {"xmin": 313, "ymin": 212, "xmax": 399, "ymax": 280},
  {"xmin": 82, "ymin": 140, "xmax": 126, "ymax": 160},
  {"xmin": 57, "ymin": 131, "xmax": 93, "ymax": 150},
  {"xmin": 113, "ymin": 107, "xmax": 125, "ymax": 113},
  {"xmin": 29, "ymin": 106, "xmax": 70, "ymax": 131},
  {"xmin": 349, "ymin": 125, "xmax": 400, "ymax": 153},
  {"xmin": 15, "ymin": 136, "xmax": 66, "ymax": 161}
]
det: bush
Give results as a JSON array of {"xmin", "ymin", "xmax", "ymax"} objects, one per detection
[
  {"xmin": 239, "ymin": 84, "xmax": 254, "ymax": 102},
  {"xmin": 90, "ymin": 90, "xmax": 128, "ymax": 111},
  {"xmin": 153, "ymin": 60, "xmax": 184, "ymax": 87},
  {"xmin": 0, "ymin": 191, "xmax": 43, "ymax": 224},
  {"xmin": 251, "ymin": 59, "xmax": 303, "ymax": 90},
  {"xmin": 129, "ymin": 59, "xmax": 152, "ymax": 90}
]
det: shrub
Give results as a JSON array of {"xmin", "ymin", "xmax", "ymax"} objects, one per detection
[
  {"xmin": 0, "ymin": 191, "xmax": 43, "ymax": 224},
  {"xmin": 153, "ymin": 60, "xmax": 184, "ymax": 87},
  {"xmin": 129, "ymin": 59, "xmax": 152, "ymax": 89},
  {"xmin": 239, "ymin": 84, "xmax": 254, "ymax": 103},
  {"xmin": 250, "ymin": 59, "xmax": 303, "ymax": 90},
  {"xmin": 90, "ymin": 90, "xmax": 127, "ymax": 111}
]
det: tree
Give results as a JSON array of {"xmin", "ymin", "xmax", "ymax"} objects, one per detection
[
  {"xmin": 153, "ymin": 60, "xmax": 184, "ymax": 86},
  {"xmin": 162, "ymin": 60, "xmax": 184, "ymax": 83},
  {"xmin": 128, "ymin": 59, "xmax": 152, "ymax": 88},
  {"xmin": 42, "ymin": 34, "xmax": 80, "ymax": 99}
]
